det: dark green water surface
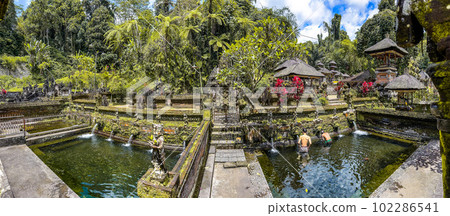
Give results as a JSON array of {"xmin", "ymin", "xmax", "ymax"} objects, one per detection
[
  {"xmin": 259, "ymin": 133, "xmax": 416, "ymax": 198},
  {"xmin": 32, "ymin": 134, "xmax": 178, "ymax": 198}
]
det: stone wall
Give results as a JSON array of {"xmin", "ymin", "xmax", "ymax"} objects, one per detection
[
  {"xmin": 356, "ymin": 108, "xmax": 439, "ymax": 143},
  {"xmin": 0, "ymin": 135, "xmax": 26, "ymax": 148},
  {"xmin": 0, "ymin": 64, "xmax": 30, "ymax": 78},
  {"xmin": 0, "ymin": 101, "xmax": 65, "ymax": 118}
]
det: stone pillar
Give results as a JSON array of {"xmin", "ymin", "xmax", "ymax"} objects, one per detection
[{"xmin": 428, "ymin": 61, "xmax": 450, "ymax": 197}]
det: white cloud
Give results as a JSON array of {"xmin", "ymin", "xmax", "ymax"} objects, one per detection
[
  {"xmin": 343, "ymin": 0, "xmax": 370, "ymax": 9},
  {"xmin": 285, "ymin": 0, "xmax": 333, "ymax": 27},
  {"xmin": 298, "ymin": 24, "xmax": 328, "ymax": 43},
  {"xmin": 255, "ymin": 0, "xmax": 270, "ymax": 8},
  {"xmin": 253, "ymin": 0, "xmax": 383, "ymax": 42},
  {"xmin": 367, "ymin": 8, "xmax": 379, "ymax": 19}
]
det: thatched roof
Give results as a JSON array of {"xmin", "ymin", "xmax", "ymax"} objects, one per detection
[
  {"xmin": 329, "ymin": 60, "xmax": 337, "ymax": 65},
  {"xmin": 318, "ymin": 67, "xmax": 333, "ymax": 75},
  {"xmin": 316, "ymin": 62, "xmax": 324, "ymax": 68},
  {"xmin": 419, "ymin": 71, "xmax": 430, "ymax": 81},
  {"xmin": 364, "ymin": 37, "xmax": 408, "ymax": 56},
  {"xmin": 342, "ymin": 70, "xmax": 374, "ymax": 83},
  {"xmin": 342, "ymin": 73, "xmax": 350, "ymax": 78},
  {"xmin": 331, "ymin": 70, "xmax": 342, "ymax": 76},
  {"xmin": 274, "ymin": 59, "xmax": 325, "ymax": 78},
  {"xmin": 274, "ymin": 58, "xmax": 301, "ymax": 71},
  {"xmin": 385, "ymin": 74, "xmax": 426, "ymax": 90}
]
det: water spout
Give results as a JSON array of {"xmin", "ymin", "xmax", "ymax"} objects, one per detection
[
  {"xmin": 270, "ymin": 138, "xmax": 278, "ymax": 153},
  {"xmin": 124, "ymin": 135, "xmax": 133, "ymax": 146},
  {"xmin": 91, "ymin": 123, "xmax": 98, "ymax": 134},
  {"xmin": 107, "ymin": 130, "xmax": 113, "ymax": 141},
  {"xmin": 353, "ymin": 121, "xmax": 369, "ymax": 135},
  {"xmin": 179, "ymin": 140, "xmax": 186, "ymax": 157}
]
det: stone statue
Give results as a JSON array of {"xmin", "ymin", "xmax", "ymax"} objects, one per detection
[
  {"xmin": 115, "ymin": 109, "xmax": 120, "ymax": 121},
  {"xmin": 268, "ymin": 111, "xmax": 273, "ymax": 124},
  {"xmin": 183, "ymin": 113, "xmax": 189, "ymax": 128},
  {"xmin": 150, "ymin": 124, "xmax": 166, "ymax": 174}
]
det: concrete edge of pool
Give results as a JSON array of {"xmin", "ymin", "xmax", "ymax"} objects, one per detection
[
  {"xmin": 370, "ymin": 139, "xmax": 443, "ymax": 198},
  {"xmin": 0, "ymin": 144, "xmax": 79, "ymax": 198}
]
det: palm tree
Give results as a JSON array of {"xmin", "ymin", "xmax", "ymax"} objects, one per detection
[
  {"xmin": 209, "ymin": 34, "xmax": 229, "ymax": 52},
  {"xmin": 237, "ymin": 17, "xmax": 256, "ymax": 38}
]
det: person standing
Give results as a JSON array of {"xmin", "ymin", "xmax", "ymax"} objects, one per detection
[
  {"xmin": 321, "ymin": 130, "xmax": 333, "ymax": 147},
  {"xmin": 297, "ymin": 128, "xmax": 312, "ymax": 160}
]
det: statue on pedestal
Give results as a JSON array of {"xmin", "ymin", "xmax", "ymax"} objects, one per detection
[{"xmin": 149, "ymin": 124, "xmax": 166, "ymax": 181}]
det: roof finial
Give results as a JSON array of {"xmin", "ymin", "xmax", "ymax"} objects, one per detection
[{"xmin": 385, "ymin": 33, "xmax": 390, "ymax": 38}]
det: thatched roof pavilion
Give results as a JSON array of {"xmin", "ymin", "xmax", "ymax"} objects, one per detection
[
  {"xmin": 274, "ymin": 58, "xmax": 301, "ymax": 72},
  {"xmin": 364, "ymin": 37, "xmax": 408, "ymax": 56},
  {"xmin": 385, "ymin": 73, "xmax": 426, "ymax": 91},
  {"xmin": 364, "ymin": 37, "xmax": 408, "ymax": 85},
  {"xmin": 341, "ymin": 70, "xmax": 375, "ymax": 83},
  {"xmin": 385, "ymin": 72, "xmax": 425, "ymax": 107},
  {"xmin": 274, "ymin": 59, "xmax": 325, "ymax": 79}
]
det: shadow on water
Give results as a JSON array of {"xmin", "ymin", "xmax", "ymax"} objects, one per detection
[
  {"xmin": 258, "ymin": 133, "xmax": 416, "ymax": 198},
  {"xmin": 31, "ymin": 134, "xmax": 178, "ymax": 198}
]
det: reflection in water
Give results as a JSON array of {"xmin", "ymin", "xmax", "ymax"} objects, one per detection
[
  {"xmin": 32, "ymin": 134, "xmax": 178, "ymax": 198},
  {"xmin": 259, "ymin": 134, "xmax": 416, "ymax": 198}
]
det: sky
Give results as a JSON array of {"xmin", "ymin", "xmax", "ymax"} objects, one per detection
[
  {"xmin": 15, "ymin": 0, "xmax": 381, "ymax": 43},
  {"xmin": 256, "ymin": 0, "xmax": 381, "ymax": 42}
]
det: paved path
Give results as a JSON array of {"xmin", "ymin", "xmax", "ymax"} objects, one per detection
[
  {"xmin": 370, "ymin": 140, "xmax": 443, "ymax": 198},
  {"xmin": 199, "ymin": 149, "xmax": 272, "ymax": 198},
  {"xmin": 0, "ymin": 145, "xmax": 78, "ymax": 198}
]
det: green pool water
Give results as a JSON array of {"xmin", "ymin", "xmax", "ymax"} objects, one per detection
[
  {"xmin": 258, "ymin": 133, "xmax": 416, "ymax": 198},
  {"xmin": 31, "ymin": 134, "xmax": 179, "ymax": 198}
]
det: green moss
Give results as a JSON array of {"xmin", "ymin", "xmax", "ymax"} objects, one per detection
[
  {"xmin": 440, "ymin": 131, "xmax": 450, "ymax": 198},
  {"xmin": 363, "ymin": 153, "xmax": 411, "ymax": 197}
]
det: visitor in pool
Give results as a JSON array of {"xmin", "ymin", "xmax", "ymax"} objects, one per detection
[
  {"xmin": 297, "ymin": 128, "xmax": 311, "ymax": 160},
  {"xmin": 321, "ymin": 130, "xmax": 332, "ymax": 147}
]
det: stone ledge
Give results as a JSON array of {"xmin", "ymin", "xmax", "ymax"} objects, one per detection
[{"xmin": 370, "ymin": 140, "xmax": 443, "ymax": 198}]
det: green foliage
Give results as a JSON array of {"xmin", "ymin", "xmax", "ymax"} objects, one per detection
[
  {"xmin": 0, "ymin": 1, "xmax": 24, "ymax": 56},
  {"xmin": 318, "ymin": 97, "xmax": 329, "ymax": 106},
  {"xmin": 356, "ymin": 7, "xmax": 396, "ymax": 55},
  {"xmin": 0, "ymin": 55, "xmax": 28, "ymax": 71},
  {"xmin": 218, "ymin": 17, "xmax": 303, "ymax": 90},
  {"xmin": 25, "ymin": 39, "xmax": 53, "ymax": 81}
]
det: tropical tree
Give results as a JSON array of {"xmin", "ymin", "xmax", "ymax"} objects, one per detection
[
  {"xmin": 25, "ymin": 39, "xmax": 52, "ymax": 80},
  {"xmin": 218, "ymin": 17, "xmax": 303, "ymax": 91}
]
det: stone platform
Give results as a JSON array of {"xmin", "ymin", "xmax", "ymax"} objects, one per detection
[
  {"xmin": 370, "ymin": 140, "xmax": 443, "ymax": 198},
  {"xmin": 199, "ymin": 148, "xmax": 272, "ymax": 198},
  {"xmin": 0, "ymin": 145, "xmax": 78, "ymax": 198}
]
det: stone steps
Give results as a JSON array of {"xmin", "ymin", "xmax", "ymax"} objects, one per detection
[{"xmin": 211, "ymin": 131, "xmax": 243, "ymax": 140}]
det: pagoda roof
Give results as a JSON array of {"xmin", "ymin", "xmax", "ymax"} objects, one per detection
[
  {"xmin": 385, "ymin": 73, "xmax": 426, "ymax": 90},
  {"xmin": 318, "ymin": 67, "xmax": 333, "ymax": 75},
  {"xmin": 274, "ymin": 59, "xmax": 325, "ymax": 78},
  {"xmin": 342, "ymin": 70, "xmax": 374, "ymax": 83},
  {"xmin": 419, "ymin": 71, "xmax": 430, "ymax": 81},
  {"xmin": 364, "ymin": 37, "xmax": 408, "ymax": 56}
]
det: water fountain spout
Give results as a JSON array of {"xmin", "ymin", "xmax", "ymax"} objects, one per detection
[
  {"xmin": 91, "ymin": 123, "xmax": 98, "ymax": 134},
  {"xmin": 270, "ymin": 138, "xmax": 278, "ymax": 153},
  {"xmin": 107, "ymin": 130, "xmax": 113, "ymax": 141},
  {"xmin": 125, "ymin": 135, "xmax": 133, "ymax": 146}
]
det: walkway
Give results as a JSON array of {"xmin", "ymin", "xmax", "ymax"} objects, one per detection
[
  {"xmin": 199, "ymin": 148, "xmax": 272, "ymax": 198},
  {"xmin": 0, "ymin": 145, "xmax": 78, "ymax": 198},
  {"xmin": 370, "ymin": 140, "xmax": 443, "ymax": 198}
]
